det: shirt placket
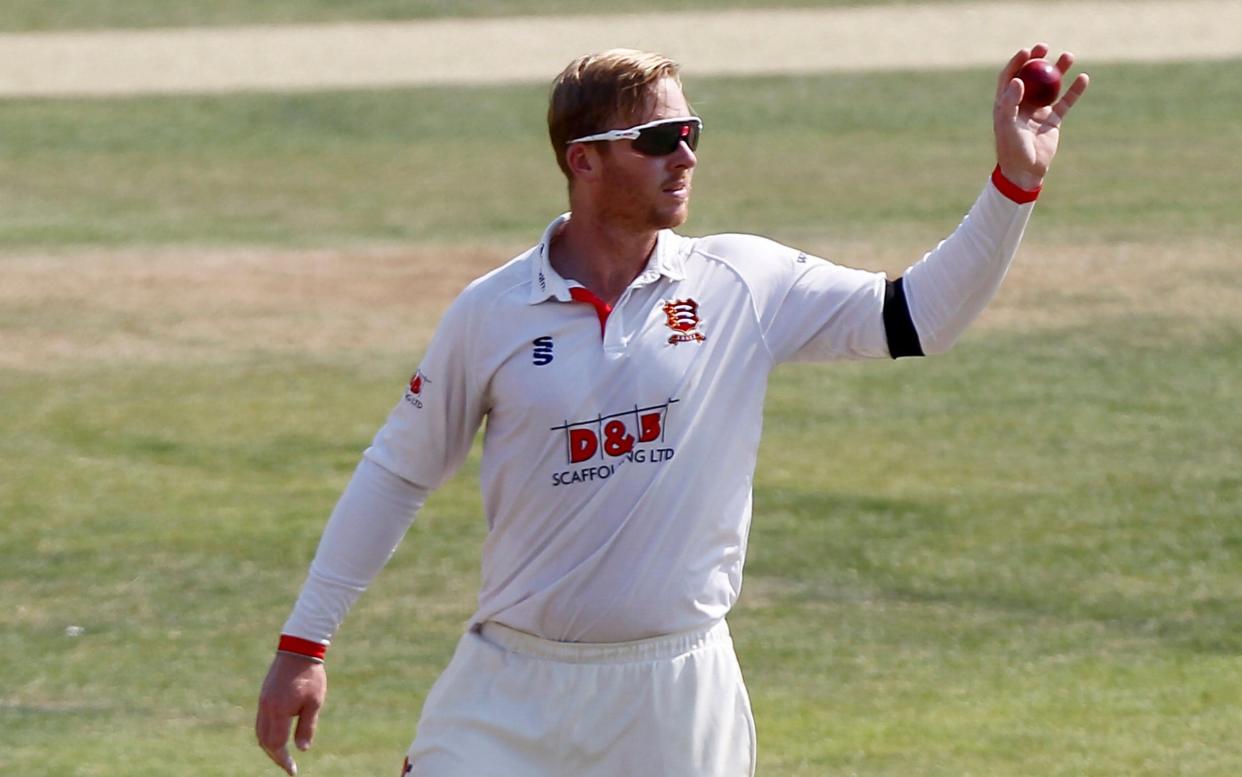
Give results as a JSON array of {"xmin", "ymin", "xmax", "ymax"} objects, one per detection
[
  {"xmin": 607, "ymin": 266, "xmax": 669, "ymax": 354},
  {"xmin": 602, "ymin": 291, "xmax": 629, "ymax": 355}
]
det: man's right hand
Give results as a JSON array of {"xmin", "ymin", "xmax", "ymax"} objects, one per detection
[{"xmin": 256, "ymin": 652, "xmax": 328, "ymax": 776}]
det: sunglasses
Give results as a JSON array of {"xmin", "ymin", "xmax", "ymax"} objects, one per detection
[{"xmin": 567, "ymin": 117, "xmax": 702, "ymax": 157}]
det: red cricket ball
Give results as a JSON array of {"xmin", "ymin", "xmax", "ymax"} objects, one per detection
[{"xmin": 1017, "ymin": 58, "xmax": 1062, "ymax": 109}]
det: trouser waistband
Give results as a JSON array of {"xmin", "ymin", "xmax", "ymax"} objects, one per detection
[{"xmin": 475, "ymin": 619, "xmax": 730, "ymax": 664}]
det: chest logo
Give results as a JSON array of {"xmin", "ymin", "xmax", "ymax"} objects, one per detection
[
  {"xmin": 662, "ymin": 298, "xmax": 706, "ymax": 345},
  {"xmin": 532, "ymin": 336, "xmax": 554, "ymax": 366},
  {"xmin": 548, "ymin": 398, "xmax": 680, "ymax": 487}
]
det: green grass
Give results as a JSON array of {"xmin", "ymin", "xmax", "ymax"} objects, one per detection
[
  {"xmin": 745, "ymin": 322, "xmax": 1242, "ymax": 775},
  {"xmin": 2, "ymin": 59, "xmax": 1238, "ymax": 250},
  {"xmin": 3, "ymin": 319, "xmax": 1241, "ymax": 776},
  {"xmin": 0, "ymin": 0, "xmax": 970, "ymax": 33},
  {"xmin": 3, "ymin": 56, "xmax": 1242, "ymax": 776}
]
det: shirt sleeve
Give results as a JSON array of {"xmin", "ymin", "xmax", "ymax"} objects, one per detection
[
  {"xmin": 280, "ymin": 457, "xmax": 429, "ymax": 651},
  {"xmin": 721, "ymin": 169, "xmax": 1037, "ymax": 364},
  {"xmin": 365, "ymin": 287, "xmax": 489, "ymax": 490},
  {"xmin": 278, "ymin": 287, "xmax": 489, "ymax": 658},
  {"xmin": 764, "ymin": 250, "xmax": 890, "ymax": 363},
  {"xmin": 900, "ymin": 174, "xmax": 1036, "ymax": 355},
  {"xmin": 697, "ymin": 232, "xmax": 888, "ymax": 364}
]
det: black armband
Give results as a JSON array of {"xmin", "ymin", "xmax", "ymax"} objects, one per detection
[{"xmin": 883, "ymin": 277, "xmax": 924, "ymax": 359}]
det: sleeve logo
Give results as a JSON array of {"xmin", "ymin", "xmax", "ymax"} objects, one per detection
[
  {"xmin": 404, "ymin": 370, "xmax": 430, "ymax": 409},
  {"xmin": 662, "ymin": 298, "xmax": 706, "ymax": 344}
]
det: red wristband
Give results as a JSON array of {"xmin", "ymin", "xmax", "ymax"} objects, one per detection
[
  {"xmin": 278, "ymin": 634, "xmax": 327, "ymax": 662},
  {"xmin": 991, "ymin": 165, "xmax": 1041, "ymax": 204}
]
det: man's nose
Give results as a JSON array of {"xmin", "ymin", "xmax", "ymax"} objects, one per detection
[{"xmin": 671, "ymin": 140, "xmax": 696, "ymax": 169}]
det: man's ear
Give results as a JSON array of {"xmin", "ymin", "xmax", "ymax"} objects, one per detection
[{"xmin": 566, "ymin": 143, "xmax": 600, "ymax": 182}]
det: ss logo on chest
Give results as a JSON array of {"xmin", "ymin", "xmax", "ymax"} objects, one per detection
[{"xmin": 532, "ymin": 336, "xmax": 554, "ymax": 366}]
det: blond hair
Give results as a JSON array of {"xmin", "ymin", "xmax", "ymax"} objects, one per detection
[{"xmin": 547, "ymin": 49, "xmax": 683, "ymax": 181}]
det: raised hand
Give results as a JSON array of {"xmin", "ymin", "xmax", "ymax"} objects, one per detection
[{"xmin": 994, "ymin": 43, "xmax": 1090, "ymax": 191}]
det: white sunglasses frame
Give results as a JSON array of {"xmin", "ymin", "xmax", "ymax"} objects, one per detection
[{"xmin": 567, "ymin": 116, "xmax": 703, "ymax": 147}]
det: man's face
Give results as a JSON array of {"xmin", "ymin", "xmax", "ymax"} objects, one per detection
[{"xmin": 594, "ymin": 78, "xmax": 697, "ymax": 232}]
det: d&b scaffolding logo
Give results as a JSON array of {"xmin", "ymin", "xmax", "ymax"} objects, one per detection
[{"xmin": 548, "ymin": 398, "xmax": 679, "ymax": 486}]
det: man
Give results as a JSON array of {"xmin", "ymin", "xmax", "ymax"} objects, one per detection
[{"xmin": 257, "ymin": 46, "xmax": 1088, "ymax": 776}]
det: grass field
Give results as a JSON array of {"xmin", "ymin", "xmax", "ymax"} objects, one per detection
[
  {"xmin": 3, "ymin": 60, "xmax": 1240, "ymax": 251},
  {"xmin": 3, "ymin": 57, "xmax": 1241, "ymax": 776},
  {"xmin": 0, "ymin": 0, "xmax": 968, "ymax": 32}
]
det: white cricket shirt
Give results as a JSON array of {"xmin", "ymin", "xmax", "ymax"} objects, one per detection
[{"xmin": 282, "ymin": 171, "xmax": 1037, "ymax": 648}]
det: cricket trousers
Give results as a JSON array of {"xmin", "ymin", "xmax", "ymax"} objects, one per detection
[{"xmin": 403, "ymin": 619, "xmax": 757, "ymax": 777}]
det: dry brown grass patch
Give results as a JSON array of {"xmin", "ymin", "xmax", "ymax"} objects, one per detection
[
  {"xmin": 0, "ymin": 244, "xmax": 511, "ymax": 371},
  {"xmin": 809, "ymin": 237, "xmax": 1239, "ymax": 338},
  {"xmin": 3, "ymin": 238, "xmax": 1234, "ymax": 373}
]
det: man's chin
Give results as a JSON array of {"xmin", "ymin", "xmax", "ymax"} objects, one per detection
[{"xmin": 651, "ymin": 204, "xmax": 690, "ymax": 230}]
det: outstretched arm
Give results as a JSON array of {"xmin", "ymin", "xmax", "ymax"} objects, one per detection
[
  {"xmin": 759, "ymin": 45, "xmax": 1091, "ymax": 363},
  {"xmin": 894, "ymin": 44, "xmax": 1090, "ymax": 355}
]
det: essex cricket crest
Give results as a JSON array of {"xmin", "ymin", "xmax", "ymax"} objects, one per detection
[{"xmin": 662, "ymin": 298, "xmax": 706, "ymax": 345}]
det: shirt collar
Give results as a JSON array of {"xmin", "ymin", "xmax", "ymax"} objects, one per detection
[{"xmin": 527, "ymin": 213, "xmax": 687, "ymax": 305}]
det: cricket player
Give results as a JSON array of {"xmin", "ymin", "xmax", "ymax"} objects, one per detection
[{"xmin": 256, "ymin": 46, "xmax": 1089, "ymax": 776}]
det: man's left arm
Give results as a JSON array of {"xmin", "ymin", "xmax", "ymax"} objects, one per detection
[
  {"xmin": 894, "ymin": 43, "xmax": 1090, "ymax": 356},
  {"xmin": 748, "ymin": 45, "xmax": 1089, "ymax": 364}
]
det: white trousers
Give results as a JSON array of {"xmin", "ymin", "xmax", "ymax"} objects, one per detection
[{"xmin": 404, "ymin": 619, "xmax": 756, "ymax": 777}]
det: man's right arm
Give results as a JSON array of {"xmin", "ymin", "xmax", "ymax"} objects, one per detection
[
  {"xmin": 256, "ymin": 457, "xmax": 429, "ymax": 775},
  {"xmin": 254, "ymin": 280, "xmax": 488, "ymax": 774},
  {"xmin": 277, "ymin": 457, "xmax": 430, "ymax": 655}
]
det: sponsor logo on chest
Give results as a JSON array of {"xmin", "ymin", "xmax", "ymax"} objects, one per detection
[{"xmin": 548, "ymin": 399, "xmax": 679, "ymax": 487}]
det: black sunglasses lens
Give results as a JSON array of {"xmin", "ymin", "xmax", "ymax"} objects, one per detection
[
  {"xmin": 682, "ymin": 122, "xmax": 700, "ymax": 151},
  {"xmin": 633, "ymin": 121, "xmax": 699, "ymax": 156}
]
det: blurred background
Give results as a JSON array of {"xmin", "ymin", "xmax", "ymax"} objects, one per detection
[{"xmin": 2, "ymin": 2, "xmax": 1240, "ymax": 775}]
